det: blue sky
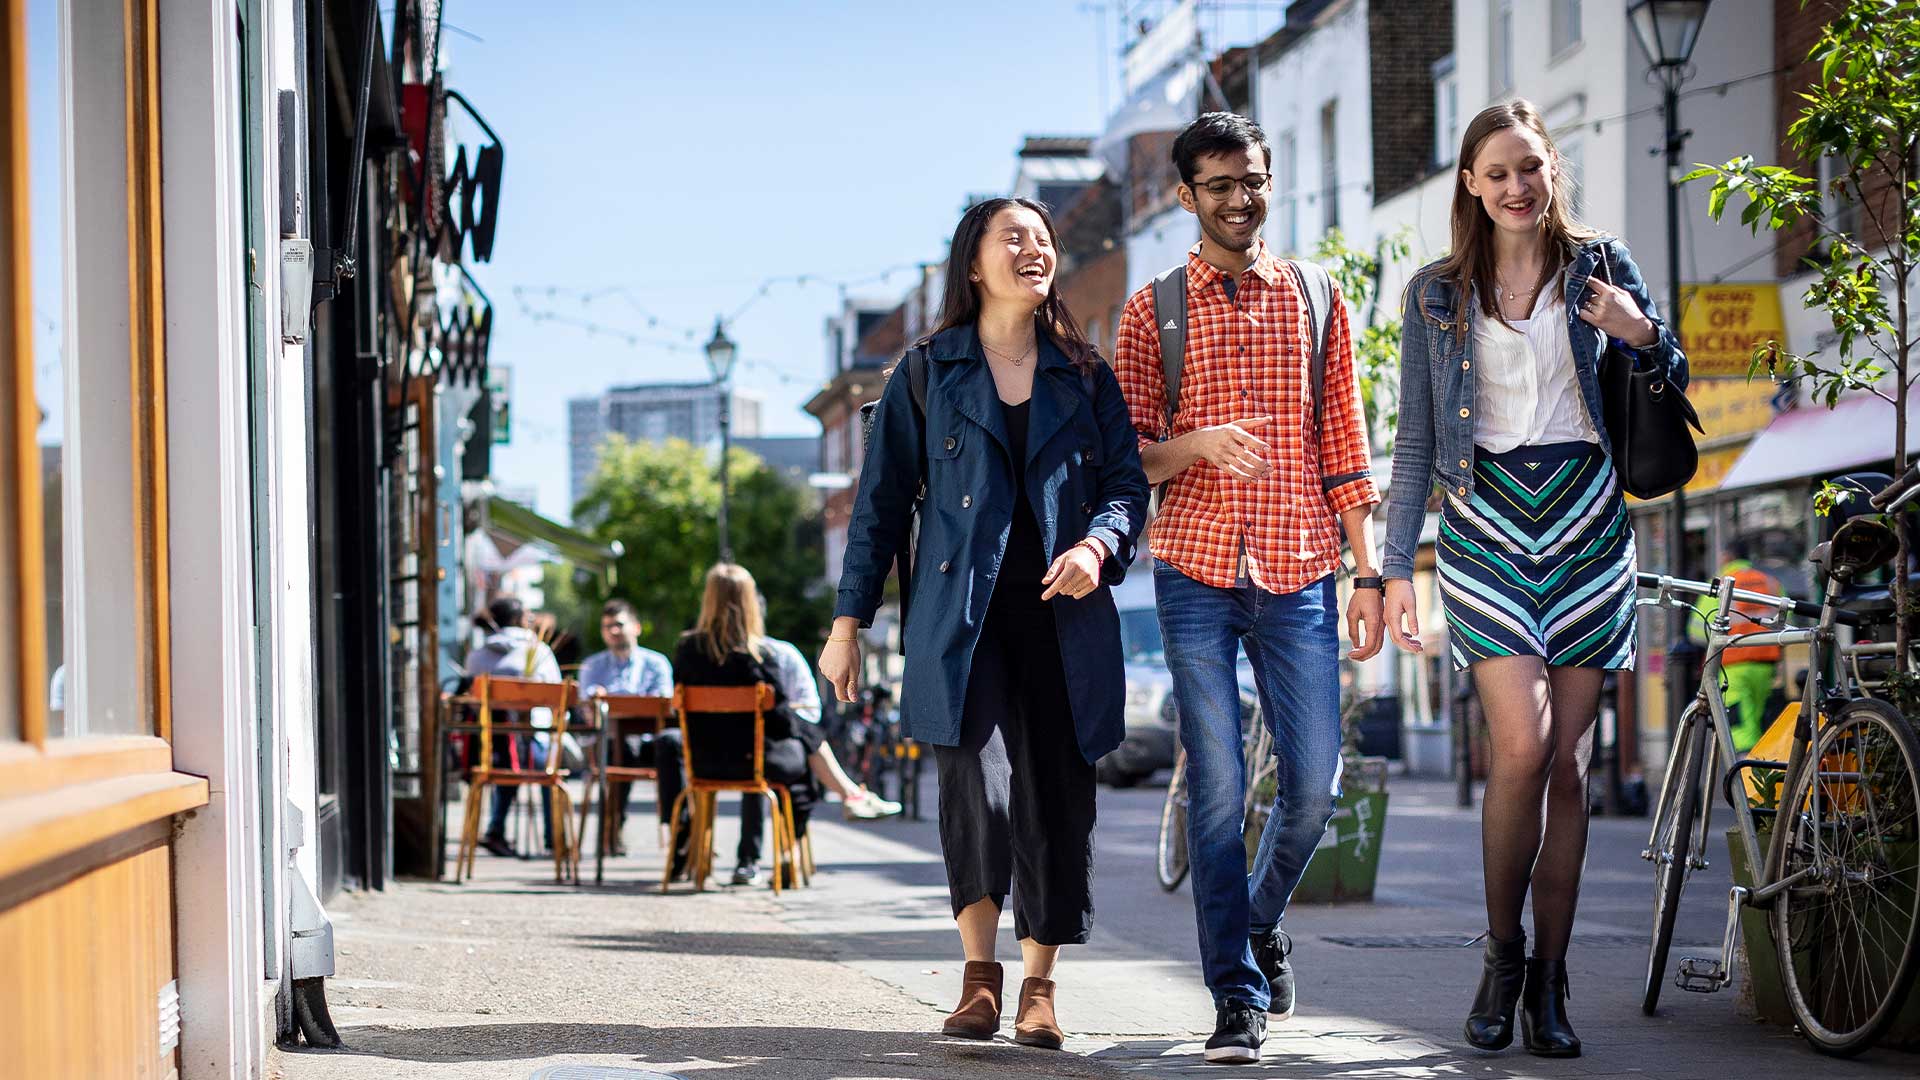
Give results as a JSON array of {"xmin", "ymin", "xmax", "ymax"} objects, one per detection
[{"xmin": 451, "ymin": 1, "xmax": 1129, "ymax": 520}]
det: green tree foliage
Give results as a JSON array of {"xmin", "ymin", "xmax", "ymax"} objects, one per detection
[
  {"xmin": 1315, "ymin": 227, "xmax": 1413, "ymax": 443},
  {"xmin": 1685, "ymin": 0, "xmax": 1920, "ymax": 661},
  {"xmin": 566, "ymin": 436, "xmax": 831, "ymax": 659}
]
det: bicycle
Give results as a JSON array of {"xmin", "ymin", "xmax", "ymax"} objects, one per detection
[
  {"xmin": 1156, "ymin": 696, "xmax": 1274, "ymax": 891},
  {"xmin": 1636, "ymin": 469, "xmax": 1920, "ymax": 1056}
]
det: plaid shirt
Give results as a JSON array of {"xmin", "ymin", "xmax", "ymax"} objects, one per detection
[{"xmin": 1112, "ymin": 242, "xmax": 1380, "ymax": 593}]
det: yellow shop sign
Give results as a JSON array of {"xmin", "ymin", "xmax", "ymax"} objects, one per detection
[{"xmin": 1680, "ymin": 283, "xmax": 1787, "ymax": 379}]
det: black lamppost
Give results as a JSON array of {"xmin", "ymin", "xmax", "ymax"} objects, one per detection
[
  {"xmin": 1629, "ymin": 0, "xmax": 1712, "ymax": 761},
  {"xmin": 705, "ymin": 318, "xmax": 738, "ymax": 564}
]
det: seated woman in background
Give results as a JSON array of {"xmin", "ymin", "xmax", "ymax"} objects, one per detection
[{"xmin": 667, "ymin": 563, "xmax": 897, "ymax": 886}]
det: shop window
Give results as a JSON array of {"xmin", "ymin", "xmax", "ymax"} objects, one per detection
[{"xmin": 3, "ymin": 0, "xmax": 170, "ymax": 751}]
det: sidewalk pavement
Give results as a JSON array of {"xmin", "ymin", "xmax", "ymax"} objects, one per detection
[{"xmin": 275, "ymin": 777, "xmax": 1918, "ymax": 1079}]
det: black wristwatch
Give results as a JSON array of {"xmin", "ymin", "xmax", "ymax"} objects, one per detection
[{"xmin": 1352, "ymin": 576, "xmax": 1386, "ymax": 592}]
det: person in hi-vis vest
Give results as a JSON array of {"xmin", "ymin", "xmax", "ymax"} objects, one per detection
[{"xmin": 1690, "ymin": 540, "xmax": 1783, "ymax": 753}]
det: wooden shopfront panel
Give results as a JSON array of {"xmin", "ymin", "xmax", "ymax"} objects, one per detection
[{"xmin": 0, "ymin": 1, "xmax": 207, "ymax": 1076}]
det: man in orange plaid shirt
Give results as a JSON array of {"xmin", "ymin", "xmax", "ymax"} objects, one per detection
[{"xmin": 1112, "ymin": 113, "xmax": 1385, "ymax": 1065}]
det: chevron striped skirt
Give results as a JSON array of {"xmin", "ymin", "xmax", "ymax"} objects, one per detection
[{"xmin": 1437, "ymin": 441, "xmax": 1637, "ymax": 671}]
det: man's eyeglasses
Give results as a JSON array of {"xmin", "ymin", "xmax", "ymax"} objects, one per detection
[{"xmin": 1191, "ymin": 173, "xmax": 1272, "ymax": 198}]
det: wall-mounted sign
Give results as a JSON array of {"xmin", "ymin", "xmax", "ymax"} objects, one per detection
[
  {"xmin": 1680, "ymin": 283, "xmax": 1786, "ymax": 378},
  {"xmin": 488, "ymin": 367, "xmax": 510, "ymax": 445}
]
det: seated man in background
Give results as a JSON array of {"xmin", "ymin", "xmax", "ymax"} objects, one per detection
[
  {"xmin": 463, "ymin": 595, "xmax": 563, "ymax": 857},
  {"xmin": 577, "ymin": 598, "xmax": 673, "ymax": 856}
]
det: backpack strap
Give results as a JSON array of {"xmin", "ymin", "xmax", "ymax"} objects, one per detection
[
  {"xmin": 1150, "ymin": 264, "xmax": 1187, "ymax": 434},
  {"xmin": 1283, "ymin": 258, "xmax": 1334, "ymax": 429}
]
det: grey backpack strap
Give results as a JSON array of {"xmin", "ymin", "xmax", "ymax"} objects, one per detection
[
  {"xmin": 1284, "ymin": 258, "xmax": 1334, "ymax": 428},
  {"xmin": 1150, "ymin": 264, "xmax": 1187, "ymax": 432}
]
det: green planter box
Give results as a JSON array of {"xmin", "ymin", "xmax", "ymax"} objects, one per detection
[
  {"xmin": 1725, "ymin": 826, "xmax": 1920, "ymax": 1045},
  {"xmin": 1254, "ymin": 756, "xmax": 1389, "ymax": 903}
]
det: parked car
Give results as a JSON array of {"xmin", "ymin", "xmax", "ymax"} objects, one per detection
[{"xmin": 1097, "ymin": 569, "xmax": 1258, "ymax": 788}]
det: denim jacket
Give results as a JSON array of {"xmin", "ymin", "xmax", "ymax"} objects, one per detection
[
  {"xmin": 1382, "ymin": 237, "xmax": 1688, "ymax": 581},
  {"xmin": 833, "ymin": 323, "xmax": 1151, "ymax": 762}
]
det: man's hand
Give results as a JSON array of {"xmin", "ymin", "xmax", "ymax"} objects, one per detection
[
  {"xmin": 1383, "ymin": 579, "xmax": 1422, "ymax": 653},
  {"xmin": 1194, "ymin": 416, "xmax": 1273, "ymax": 481},
  {"xmin": 1346, "ymin": 586, "xmax": 1386, "ymax": 661}
]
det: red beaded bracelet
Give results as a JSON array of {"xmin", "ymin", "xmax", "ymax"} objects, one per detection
[{"xmin": 1075, "ymin": 538, "xmax": 1108, "ymax": 570}]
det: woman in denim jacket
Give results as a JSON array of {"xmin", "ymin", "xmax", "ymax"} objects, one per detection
[
  {"xmin": 1380, "ymin": 100, "xmax": 1687, "ymax": 1059},
  {"xmin": 818, "ymin": 198, "xmax": 1149, "ymax": 1049}
]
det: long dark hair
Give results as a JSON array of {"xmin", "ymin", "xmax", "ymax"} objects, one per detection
[
  {"xmin": 1434, "ymin": 99, "xmax": 1598, "ymax": 332},
  {"xmin": 921, "ymin": 197, "xmax": 1097, "ymax": 370}
]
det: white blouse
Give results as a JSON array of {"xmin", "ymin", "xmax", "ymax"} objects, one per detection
[{"xmin": 1471, "ymin": 287, "xmax": 1599, "ymax": 453}]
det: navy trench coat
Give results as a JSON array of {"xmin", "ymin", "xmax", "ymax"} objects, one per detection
[{"xmin": 833, "ymin": 323, "xmax": 1151, "ymax": 764}]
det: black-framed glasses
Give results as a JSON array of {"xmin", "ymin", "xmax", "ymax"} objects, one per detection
[{"xmin": 1191, "ymin": 173, "xmax": 1272, "ymax": 198}]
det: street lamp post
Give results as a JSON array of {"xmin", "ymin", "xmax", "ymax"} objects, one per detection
[
  {"xmin": 705, "ymin": 318, "xmax": 738, "ymax": 564},
  {"xmin": 1630, "ymin": 0, "xmax": 1712, "ymax": 784}
]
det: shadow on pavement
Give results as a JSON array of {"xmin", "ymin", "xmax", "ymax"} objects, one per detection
[{"xmin": 282, "ymin": 1022, "xmax": 1125, "ymax": 1078}]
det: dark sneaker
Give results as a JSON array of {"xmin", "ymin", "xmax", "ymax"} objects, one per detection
[
  {"xmin": 1252, "ymin": 928, "xmax": 1295, "ymax": 1020},
  {"xmin": 479, "ymin": 834, "xmax": 515, "ymax": 858},
  {"xmin": 730, "ymin": 861, "xmax": 761, "ymax": 886},
  {"xmin": 1203, "ymin": 1000, "xmax": 1266, "ymax": 1064}
]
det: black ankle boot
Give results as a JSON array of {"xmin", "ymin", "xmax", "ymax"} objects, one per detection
[
  {"xmin": 1521, "ymin": 957, "xmax": 1581, "ymax": 1057},
  {"xmin": 1464, "ymin": 932, "xmax": 1527, "ymax": 1050}
]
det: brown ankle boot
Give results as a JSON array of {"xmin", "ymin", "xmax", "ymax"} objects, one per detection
[
  {"xmin": 1013, "ymin": 976, "xmax": 1065, "ymax": 1049},
  {"xmin": 941, "ymin": 960, "xmax": 1004, "ymax": 1039}
]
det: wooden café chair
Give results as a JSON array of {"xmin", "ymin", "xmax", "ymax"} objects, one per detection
[
  {"xmin": 584, "ymin": 691, "xmax": 676, "ymax": 885},
  {"xmin": 663, "ymin": 683, "xmax": 806, "ymax": 895},
  {"xmin": 455, "ymin": 674, "xmax": 581, "ymax": 884}
]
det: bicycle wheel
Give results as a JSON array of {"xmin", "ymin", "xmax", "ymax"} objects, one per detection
[
  {"xmin": 1644, "ymin": 705, "xmax": 1706, "ymax": 1015},
  {"xmin": 1156, "ymin": 749, "xmax": 1190, "ymax": 891},
  {"xmin": 1772, "ymin": 697, "xmax": 1920, "ymax": 1056}
]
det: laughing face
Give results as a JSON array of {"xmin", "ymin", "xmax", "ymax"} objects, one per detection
[
  {"xmin": 1463, "ymin": 125, "xmax": 1556, "ymax": 237},
  {"xmin": 1178, "ymin": 146, "xmax": 1271, "ymax": 256},
  {"xmin": 970, "ymin": 204, "xmax": 1056, "ymax": 310}
]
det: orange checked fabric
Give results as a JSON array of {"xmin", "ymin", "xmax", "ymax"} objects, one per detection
[{"xmin": 1112, "ymin": 242, "xmax": 1380, "ymax": 594}]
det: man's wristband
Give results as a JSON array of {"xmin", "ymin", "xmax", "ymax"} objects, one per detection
[{"xmin": 1351, "ymin": 576, "xmax": 1386, "ymax": 592}]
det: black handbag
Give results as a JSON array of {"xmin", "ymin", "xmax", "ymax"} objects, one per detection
[{"xmin": 1593, "ymin": 246, "xmax": 1703, "ymax": 500}]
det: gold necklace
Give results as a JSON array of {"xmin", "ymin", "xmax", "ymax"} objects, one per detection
[{"xmin": 982, "ymin": 339, "xmax": 1035, "ymax": 367}]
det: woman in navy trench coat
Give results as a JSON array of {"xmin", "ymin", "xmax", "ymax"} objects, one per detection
[{"xmin": 819, "ymin": 198, "xmax": 1149, "ymax": 1049}]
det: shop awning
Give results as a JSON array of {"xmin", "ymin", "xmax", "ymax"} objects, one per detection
[
  {"xmin": 484, "ymin": 496, "xmax": 624, "ymax": 581},
  {"xmin": 1719, "ymin": 388, "xmax": 1920, "ymax": 491}
]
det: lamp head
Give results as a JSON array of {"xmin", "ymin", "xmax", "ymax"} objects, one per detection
[
  {"xmin": 1628, "ymin": 0, "xmax": 1711, "ymax": 70},
  {"xmin": 704, "ymin": 318, "xmax": 737, "ymax": 382}
]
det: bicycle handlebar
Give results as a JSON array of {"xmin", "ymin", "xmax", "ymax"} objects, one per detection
[
  {"xmin": 1871, "ymin": 464, "xmax": 1920, "ymax": 511},
  {"xmin": 1634, "ymin": 571, "xmax": 1863, "ymax": 627}
]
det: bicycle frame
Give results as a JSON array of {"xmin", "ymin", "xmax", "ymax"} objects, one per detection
[{"xmin": 1637, "ymin": 569, "xmax": 1882, "ymax": 991}]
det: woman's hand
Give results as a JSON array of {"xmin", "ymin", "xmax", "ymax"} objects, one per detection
[
  {"xmin": 1041, "ymin": 540, "xmax": 1105, "ymax": 600},
  {"xmin": 1384, "ymin": 579, "xmax": 1423, "ymax": 653},
  {"xmin": 818, "ymin": 617, "xmax": 862, "ymax": 703},
  {"xmin": 1578, "ymin": 277, "xmax": 1659, "ymax": 348}
]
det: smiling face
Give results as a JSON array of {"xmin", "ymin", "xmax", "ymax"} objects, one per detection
[
  {"xmin": 1178, "ymin": 146, "xmax": 1270, "ymax": 256},
  {"xmin": 970, "ymin": 204, "xmax": 1055, "ymax": 310},
  {"xmin": 1463, "ymin": 125, "xmax": 1556, "ymax": 238}
]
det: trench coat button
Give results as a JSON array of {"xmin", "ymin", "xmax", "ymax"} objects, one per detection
[
  {"xmin": 961, "ymin": 495, "xmax": 972, "ymax": 508},
  {"xmin": 944, "ymin": 436, "xmax": 957, "ymax": 451},
  {"xmin": 939, "ymin": 560, "xmax": 951, "ymax": 573},
  {"xmin": 1081, "ymin": 501, "xmax": 1094, "ymax": 514},
  {"xmin": 1459, "ymin": 458, "xmax": 1470, "ymax": 469},
  {"xmin": 1459, "ymin": 407, "xmax": 1470, "ymax": 418}
]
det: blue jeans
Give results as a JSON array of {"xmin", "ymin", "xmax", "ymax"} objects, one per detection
[{"xmin": 1154, "ymin": 560, "xmax": 1344, "ymax": 1010}]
